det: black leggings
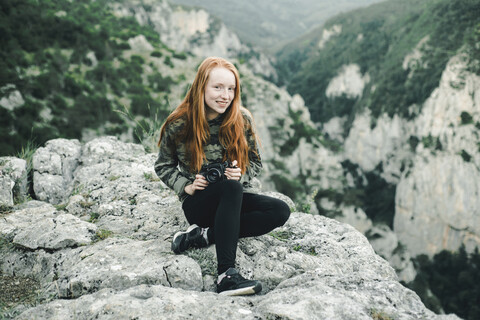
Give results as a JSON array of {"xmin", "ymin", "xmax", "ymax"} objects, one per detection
[{"xmin": 182, "ymin": 180, "xmax": 290, "ymax": 274}]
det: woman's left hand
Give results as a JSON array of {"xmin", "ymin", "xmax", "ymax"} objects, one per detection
[{"xmin": 225, "ymin": 160, "xmax": 242, "ymax": 181}]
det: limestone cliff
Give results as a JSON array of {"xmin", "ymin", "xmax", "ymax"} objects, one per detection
[
  {"xmin": 110, "ymin": 0, "xmax": 277, "ymax": 80},
  {"xmin": 0, "ymin": 137, "xmax": 459, "ymax": 319}
]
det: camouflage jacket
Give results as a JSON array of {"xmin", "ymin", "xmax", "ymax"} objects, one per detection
[{"xmin": 154, "ymin": 109, "xmax": 262, "ymax": 202}]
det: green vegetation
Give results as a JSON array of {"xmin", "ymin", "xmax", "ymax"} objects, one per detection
[
  {"xmin": 406, "ymin": 247, "xmax": 480, "ymax": 320},
  {"xmin": 315, "ymin": 161, "xmax": 396, "ymax": 227},
  {"xmin": 422, "ymin": 135, "xmax": 442, "ymax": 151},
  {"xmin": 293, "ymin": 245, "xmax": 317, "ymax": 256},
  {"xmin": 185, "ymin": 248, "xmax": 216, "ymax": 276},
  {"xmin": 279, "ymin": 108, "xmax": 321, "ymax": 156},
  {"xmin": 370, "ymin": 309, "xmax": 394, "ymax": 320},
  {"xmin": 88, "ymin": 212, "xmax": 100, "ymax": 223},
  {"xmin": 0, "ymin": 0, "xmax": 176, "ymax": 156},
  {"xmin": 270, "ymin": 174, "xmax": 304, "ymax": 200},
  {"xmin": 460, "ymin": 111, "xmax": 474, "ymax": 125},
  {"xmin": 0, "ymin": 204, "xmax": 12, "ymax": 216},
  {"xmin": 143, "ymin": 172, "xmax": 160, "ymax": 182},
  {"xmin": 460, "ymin": 150, "xmax": 472, "ymax": 162},
  {"xmin": 276, "ymin": 0, "xmax": 480, "ymax": 124},
  {"xmin": 269, "ymin": 230, "xmax": 294, "ymax": 242},
  {"xmin": 95, "ymin": 229, "xmax": 113, "ymax": 241}
]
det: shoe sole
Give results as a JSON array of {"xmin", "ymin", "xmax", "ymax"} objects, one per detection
[
  {"xmin": 218, "ymin": 282, "xmax": 262, "ymax": 296},
  {"xmin": 171, "ymin": 224, "xmax": 199, "ymax": 254}
]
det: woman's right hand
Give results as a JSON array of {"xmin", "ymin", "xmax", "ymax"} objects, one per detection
[{"xmin": 185, "ymin": 174, "xmax": 209, "ymax": 195}]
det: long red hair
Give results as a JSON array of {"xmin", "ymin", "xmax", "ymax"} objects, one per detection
[{"xmin": 158, "ymin": 57, "xmax": 255, "ymax": 174}]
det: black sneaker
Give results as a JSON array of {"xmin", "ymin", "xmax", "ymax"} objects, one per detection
[
  {"xmin": 171, "ymin": 224, "xmax": 208, "ymax": 254},
  {"xmin": 217, "ymin": 268, "xmax": 262, "ymax": 296}
]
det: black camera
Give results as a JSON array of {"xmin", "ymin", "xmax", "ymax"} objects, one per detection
[{"xmin": 200, "ymin": 161, "xmax": 232, "ymax": 183}]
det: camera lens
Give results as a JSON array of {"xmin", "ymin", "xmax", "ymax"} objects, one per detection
[{"xmin": 206, "ymin": 168, "xmax": 221, "ymax": 183}]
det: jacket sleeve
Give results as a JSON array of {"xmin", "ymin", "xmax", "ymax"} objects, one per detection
[
  {"xmin": 240, "ymin": 109, "xmax": 262, "ymax": 184},
  {"xmin": 245, "ymin": 127, "xmax": 262, "ymax": 178},
  {"xmin": 154, "ymin": 124, "xmax": 192, "ymax": 199}
]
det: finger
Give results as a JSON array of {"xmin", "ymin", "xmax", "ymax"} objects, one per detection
[{"xmin": 231, "ymin": 160, "xmax": 238, "ymax": 167}]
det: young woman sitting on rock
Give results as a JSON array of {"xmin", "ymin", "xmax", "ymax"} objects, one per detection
[{"xmin": 154, "ymin": 56, "xmax": 290, "ymax": 296}]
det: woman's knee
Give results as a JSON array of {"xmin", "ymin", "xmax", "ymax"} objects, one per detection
[
  {"xmin": 218, "ymin": 179, "xmax": 243, "ymax": 195},
  {"xmin": 274, "ymin": 199, "xmax": 291, "ymax": 226}
]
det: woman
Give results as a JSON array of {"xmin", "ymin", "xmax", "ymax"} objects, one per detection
[{"xmin": 155, "ymin": 57, "xmax": 290, "ymax": 296}]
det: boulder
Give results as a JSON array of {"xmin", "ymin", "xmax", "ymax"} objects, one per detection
[
  {"xmin": 1, "ymin": 137, "xmax": 459, "ymax": 319},
  {"xmin": 0, "ymin": 157, "xmax": 28, "ymax": 206},
  {"xmin": 33, "ymin": 139, "xmax": 82, "ymax": 204},
  {"xmin": 0, "ymin": 201, "xmax": 96, "ymax": 250}
]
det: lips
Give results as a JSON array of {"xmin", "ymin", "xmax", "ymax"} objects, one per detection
[{"xmin": 217, "ymin": 101, "xmax": 230, "ymax": 107}]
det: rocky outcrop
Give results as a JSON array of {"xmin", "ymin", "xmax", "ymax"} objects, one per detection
[
  {"xmin": 32, "ymin": 139, "xmax": 82, "ymax": 205},
  {"xmin": 325, "ymin": 63, "xmax": 370, "ymax": 99},
  {"xmin": 110, "ymin": 0, "xmax": 277, "ymax": 80},
  {"xmin": 399, "ymin": 53, "xmax": 479, "ymax": 258},
  {"xmin": 343, "ymin": 111, "xmax": 412, "ymax": 184},
  {"xmin": 0, "ymin": 157, "xmax": 27, "ymax": 207},
  {"xmin": 342, "ymin": 52, "xmax": 480, "ymax": 259},
  {"xmin": 0, "ymin": 137, "xmax": 458, "ymax": 319}
]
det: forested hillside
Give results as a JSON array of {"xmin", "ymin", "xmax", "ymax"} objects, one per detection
[
  {"xmin": 0, "ymin": 0, "xmax": 182, "ymax": 156},
  {"xmin": 276, "ymin": 0, "xmax": 480, "ymax": 124}
]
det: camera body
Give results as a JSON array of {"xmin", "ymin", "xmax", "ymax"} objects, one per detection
[{"xmin": 200, "ymin": 161, "xmax": 232, "ymax": 184}]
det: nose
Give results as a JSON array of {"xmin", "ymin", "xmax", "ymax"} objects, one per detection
[{"xmin": 220, "ymin": 88, "xmax": 229, "ymax": 98}]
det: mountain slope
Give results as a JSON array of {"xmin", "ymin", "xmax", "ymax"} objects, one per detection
[
  {"xmin": 168, "ymin": 0, "xmax": 385, "ymax": 52},
  {"xmin": 0, "ymin": 0, "xmax": 273, "ymax": 156},
  {"xmin": 276, "ymin": 0, "xmax": 480, "ymax": 124}
]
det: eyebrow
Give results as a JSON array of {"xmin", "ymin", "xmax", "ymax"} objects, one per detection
[{"xmin": 212, "ymin": 82, "xmax": 236, "ymax": 87}]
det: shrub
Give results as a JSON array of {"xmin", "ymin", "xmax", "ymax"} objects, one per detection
[
  {"xmin": 407, "ymin": 247, "xmax": 480, "ymax": 320},
  {"xmin": 460, "ymin": 111, "xmax": 474, "ymax": 125}
]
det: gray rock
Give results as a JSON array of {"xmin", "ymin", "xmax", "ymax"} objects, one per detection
[
  {"xmin": 395, "ymin": 154, "xmax": 480, "ymax": 257},
  {"xmin": 0, "ymin": 176, "xmax": 14, "ymax": 207},
  {"xmin": 0, "ymin": 138, "xmax": 459, "ymax": 319},
  {"xmin": 33, "ymin": 139, "xmax": 82, "ymax": 204},
  {"xmin": 0, "ymin": 201, "xmax": 97, "ymax": 250},
  {"xmin": 0, "ymin": 157, "xmax": 28, "ymax": 206},
  {"xmin": 54, "ymin": 237, "xmax": 202, "ymax": 298},
  {"xmin": 15, "ymin": 285, "xmax": 263, "ymax": 320},
  {"xmin": 367, "ymin": 224, "xmax": 416, "ymax": 283}
]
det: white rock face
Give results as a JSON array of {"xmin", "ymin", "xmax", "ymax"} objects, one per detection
[
  {"xmin": 326, "ymin": 64, "xmax": 370, "ymax": 99},
  {"xmin": 414, "ymin": 53, "xmax": 480, "ymax": 167},
  {"xmin": 343, "ymin": 111, "xmax": 411, "ymax": 183},
  {"xmin": 127, "ymin": 34, "xmax": 154, "ymax": 52},
  {"xmin": 395, "ymin": 154, "xmax": 480, "ymax": 257},
  {"xmin": 335, "ymin": 205, "xmax": 372, "ymax": 234},
  {"xmin": 367, "ymin": 224, "xmax": 416, "ymax": 283},
  {"xmin": 239, "ymin": 65, "xmax": 344, "ymax": 194},
  {"xmin": 0, "ymin": 85, "xmax": 25, "ymax": 111},
  {"xmin": 322, "ymin": 116, "xmax": 346, "ymax": 142},
  {"xmin": 318, "ymin": 24, "xmax": 342, "ymax": 49},
  {"xmin": 403, "ymin": 36, "xmax": 430, "ymax": 73},
  {"xmin": 110, "ymin": 0, "xmax": 277, "ymax": 79},
  {"xmin": 85, "ymin": 51, "xmax": 98, "ymax": 67},
  {"xmin": 394, "ymin": 53, "xmax": 480, "ymax": 257}
]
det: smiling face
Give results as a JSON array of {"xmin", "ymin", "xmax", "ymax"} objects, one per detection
[{"xmin": 204, "ymin": 67, "xmax": 236, "ymax": 120}]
